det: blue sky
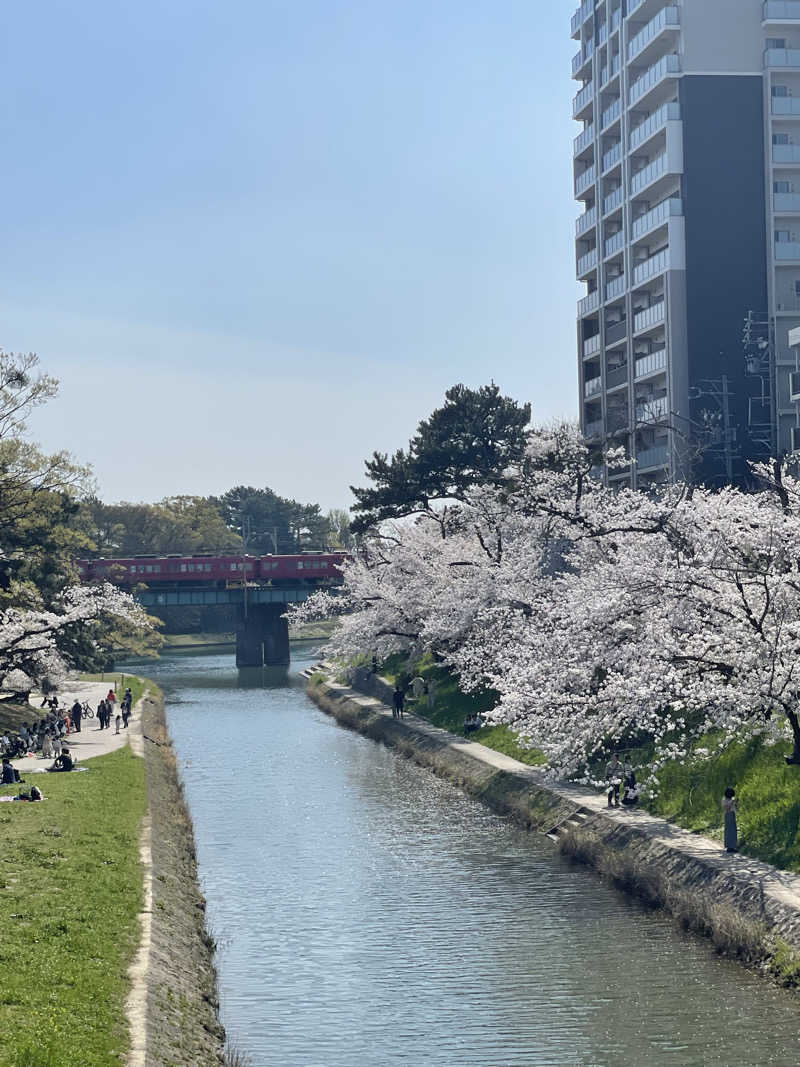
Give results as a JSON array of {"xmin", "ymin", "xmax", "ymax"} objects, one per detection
[{"xmin": 3, "ymin": 0, "xmax": 579, "ymax": 511}]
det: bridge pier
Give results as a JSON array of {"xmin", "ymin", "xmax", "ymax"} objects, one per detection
[{"xmin": 235, "ymin": 604, "xmax": 290, "ymax": 668}]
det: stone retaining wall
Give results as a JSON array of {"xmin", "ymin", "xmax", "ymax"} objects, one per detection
[
  {"xmin": 307, "ymin": 673, "xmax": 800, "ymax": 979},
  {"xmin": 139, "ymin": 691, "xmax": 227, "ymax": 1065}
]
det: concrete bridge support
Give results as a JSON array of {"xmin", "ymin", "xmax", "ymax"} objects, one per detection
[{"xmin": 235, "ymin": 604, "xmax": 290, "ymax": 668}]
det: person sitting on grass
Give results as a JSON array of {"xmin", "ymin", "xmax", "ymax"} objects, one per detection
[
  {"xmin": 46, "ymin": 746, "xmax": 75, "ymax": 773},
  {"xmin": 464, "ymin": 713, "xmax": 482, "ymax": 737},
  {"xmin": 1, "ymin": 756, "xmax": 23, "ymax": 785}
]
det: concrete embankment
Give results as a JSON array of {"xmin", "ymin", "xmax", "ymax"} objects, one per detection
[
  {"xmin": 306, "ymin": 669, "xmax": 800, "ymax": 981},
  {"xmin": 135, "ymin": 689, "xmax": 227, "ymax": 1065}
]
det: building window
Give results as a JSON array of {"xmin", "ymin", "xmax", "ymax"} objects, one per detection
[
  {"xmin": 776, "ymin": 230, "xmax": 791, "ymax": 243},
  {"xmin": 773, "ymin": 133, "xmax": 790, "ymax": 145},
  {"xmin": 773, "ymin": 85, "xmax": 790, "ymax": 98},
  {"xmin": 775, "ymin": 181, "xmax": 792, "ymax": 193},
  {"xmin": 767, "ymin": 38, "xmax": 787, "ymax": 50}
]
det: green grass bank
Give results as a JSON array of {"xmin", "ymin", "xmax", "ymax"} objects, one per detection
[{"xmin": 0, "ymin": 745, "xmax": 147, "ymax": 1066}]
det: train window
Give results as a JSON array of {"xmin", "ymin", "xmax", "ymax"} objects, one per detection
[
  {"xmin": 130, "ymin": 565, "xmax": 137, "ymax": 574},
  {"xmin": 297, "ymin": 562, "xmax": 303, "ymax": 569},
  {"xmin": 154, "ymin": 565, "xmax": 161, "ymax": 572},
  {"xmin": 181, "ymin": 564, "xmax": 187, "ymax": 572},
  {"xmin": 146, "ymin": 566, "xmax": 153, "ymax": 573}
]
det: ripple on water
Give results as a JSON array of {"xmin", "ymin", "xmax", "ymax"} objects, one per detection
[{"xmin": 134, "ymin": 651, "xmax": 800, "ymax": 1067}]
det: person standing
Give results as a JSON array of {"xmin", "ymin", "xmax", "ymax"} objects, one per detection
[
  {"xmin": 723, "ymin": 787, "xmax": 739, "ymax": 853},
  {"xmin": 114, "ymin": 713, "xmax": 121, "ymax": 735},
  {"xmin": 392, "ymin": 686, "xmax": 405, "ymax": 719},
  {"xmin": 605, "ymin": 754, "xmax": 622, "ymax": 808},
  {"xmin": 70, "ymin": 699, "xmax": 83, "ymax": 734}
]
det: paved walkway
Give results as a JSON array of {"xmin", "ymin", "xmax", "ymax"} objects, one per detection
[
  {"xmin": 12, "ymin": 681, "xmax": 134, "ymax": 773},
  {"xmin": 324, "ymin": 675, "xmax": 800, "ymax": 918}
]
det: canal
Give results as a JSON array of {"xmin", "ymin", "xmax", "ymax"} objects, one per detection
[{"xmin": 135, "ymin": 647, "xmax": 800, "ymax": 1066}]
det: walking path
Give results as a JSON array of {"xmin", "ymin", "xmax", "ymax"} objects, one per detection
[
  {"xmin": 14, "ymin": 681, "xmax": 133, "ymax": 773},
  {"xmin": 322, "ymin": 673, "xmax": 800, "ymax": 922}
]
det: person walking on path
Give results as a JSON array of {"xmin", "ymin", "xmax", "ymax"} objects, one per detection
[
  {"xmin": 392, "ymin": 686, "xmax": 405, "ymax": 719},
  {"xmin": 106, "ymin": 689, "xmax": 117, "ymax": 713},
  {"xmin": 606, "ymin": 754, "xmax": 622, "ymax": 808},
  {"xmin": 70, "ymin": 699, "xmax": 83, "ymax": 734},
  {"xmin": 121, "ymin": 702, "xmax": 131, "ymax": 729},
  {"xmin": 723, "ymin": 787, "xmax": 739, "ymax": 853},
  {"xmin": 114, "ymin": 713, "xmax": 121, "ymax": 735}
]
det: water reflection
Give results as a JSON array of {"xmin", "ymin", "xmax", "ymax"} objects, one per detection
[{"xmin": 129, "ymin": 649, "xmax": 800, "ymax": 1067}]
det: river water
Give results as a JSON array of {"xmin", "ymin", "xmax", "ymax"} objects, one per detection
[{"xmin": 133, "ymin": 647, "xmax": 800, "ymax": 1066}]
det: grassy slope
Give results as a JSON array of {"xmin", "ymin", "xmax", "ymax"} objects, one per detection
[
  {"xmin": 381, "ymin": 653, "xmax": 545, "ymax": 768},
  {"xmin": 648, "ymin": 734, "xmax": 800, "ymax": 873},
  {"xmin": 0, "ymin": 744, "xmax": 147, "ymax": 1066}
]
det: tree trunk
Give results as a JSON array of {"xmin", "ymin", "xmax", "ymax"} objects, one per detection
[{"xmin": 784, "ymin": 708, "xmax": 800, "ymax": 765}]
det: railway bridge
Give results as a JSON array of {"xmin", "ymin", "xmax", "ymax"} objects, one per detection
[{"xmin": 79, "ymin": 553, "xmax": 345, "ymax": 668}]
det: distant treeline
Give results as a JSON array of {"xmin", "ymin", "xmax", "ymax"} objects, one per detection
[{"xmin": 86, "ymin": 487, "xmax": 355, "ymax": 559}]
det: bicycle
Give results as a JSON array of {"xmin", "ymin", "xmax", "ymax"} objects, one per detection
[{"xmin": 80, "ymin": 700, "xmax": 95, "ymax": 720}]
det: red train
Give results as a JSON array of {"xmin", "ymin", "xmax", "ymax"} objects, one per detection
[{"xmin": 76, "ymin": 552, "xmax": 349, "ymax": 587}]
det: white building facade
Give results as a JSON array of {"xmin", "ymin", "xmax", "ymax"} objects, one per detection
[{"xmin": 572, "ymin": 0, "xmax": 800, "ymax": 484}]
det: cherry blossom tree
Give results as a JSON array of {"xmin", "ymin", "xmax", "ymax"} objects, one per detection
[{"xmin": 294, "ymin": 420, "xmax": 800, "ymax": 785}]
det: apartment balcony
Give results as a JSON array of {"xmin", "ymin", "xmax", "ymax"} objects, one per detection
[
  {"xmin": 604, "ymin": 230, "xmax": 625, "ymax": 259},
  {"xmin": 575, "ymin": 164, "xmax": 597, "ymax": 197},
  {"xmin": 606, "ymin": 363, "xmax": 629, "ymax": 390},
  {"xmin": 605, "ymin": 274, "xmax": 627, "ymax": 301},
  {"xmin": 627, "ymin": 7, "xmax": 680, "ymax": 64},
  {"xmin": 632, "ymin": 196, "xmax": 682, "ymax": 241},
  {"xmin": 634, "ymin": 301, "xmax": 665, "ymax": 333},
  {"xmin": 775, "ymin": 240, "xmax": 800, "ymax": 260},
  {"xmin": 578, "ymin": 290, "xmax": 601, "ymax": 316},
  {"xmin": 584, "ymin": 375, "xmax": 603, "ymax": 399},
  {"xmin": 631, "ymin": 151, "xmax": 670, "ymax": 195},
  {"xmin": 576, "ymin": 204, "xmax": 598, "ymax": 237},
  {"xmin": 603, "ymin": 186, "xmax": 624, "ymax": 216},
  {"xmin": 629, "ymin": 54, "xmax": 681, "ymax": 107},
  {"xmin": 764, "ymin": 1, "xmax": 800, "ymax": 21},
  {"xmin": 584, "ymin": 418, "xmax": 604, "ymax": 439},
  {"xmin": 574, "ymin": 123, "xmax": 595, "ymax": 156},
  {"xmin": 627, "ymin": 0, "xmax": 647, "ymax": 19},
  {"xmin": 629, "ymin": 101, "xmax": 681, "ymax": 152},
  {"xmin": 775, "ymin": 192, "xmax": 800, "ymax": 212},
  {"xmin": 583, "ymin": 333, "xmax": 602, "ymax": 358},
  {"xmin": 790, "ymin": 370, "xmax": 800, "ymax": 399},
  {"xmin": 773, "ymin": 144, "xmax": 800, "ymax": 163},
  {"xmin": 599, "ymin": 54, "xmax": 621, "ymax": 88},
  {"xmin": 633, "ymin": 247, "xmax": 670, "ymax": 286},
  {"xmin": 571, "ymin": 0, "xmax": 593, "ymax": 38},
  {"xmin": 573, "ymin": 81, "xmax": 595, "ymax": 119},
  {"xmin": 772, "ymin": 97, "xmax": 800, "ymax": 117},
  {"xmin": 635, "ymin": 348, "xmax": 667, "ymax": 379},
  {"xmin": 577, "ymin": 248, "xmax": 599, "ymax": 277},
  {"xmin": 602, "ymin": 142, "xmax": 622, "ymax": 173},
  {"xmin": 601, "ymin": 98, "xmax": 622, "ymax": 131},
  {"xmin": 636, "ymin": 395, "xmax": 669, "ymax": 423},
  {"xmin": 636, "ymin": 444, "xmax": 669, "ymax": 470},
  {"xmin": 605, "ymin": 319, "xmax": 628, "ymax": 346},
  {"xmin": 765, "ymin": 48, "xmax": 800, "ymax": 67},
  {"xmin": 572, "ymin": 39, "xmax": 595, "ymax": 78}
]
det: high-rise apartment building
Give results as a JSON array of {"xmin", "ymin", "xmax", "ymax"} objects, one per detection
[{"xmin": 570, "ymin": 0, "xmax": 800, "ymax": 485}]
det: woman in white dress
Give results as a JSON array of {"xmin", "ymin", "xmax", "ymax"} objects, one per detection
[{"xmin": 41, "ymin": 732, "xmax": 54, "ymax": 759}]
